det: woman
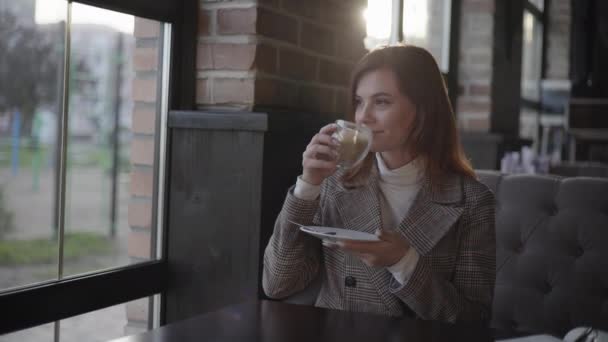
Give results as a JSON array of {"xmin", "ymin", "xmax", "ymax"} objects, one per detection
[{"xmin": 262, "ymin": 45, "xmax": 496, "ymax": 323}]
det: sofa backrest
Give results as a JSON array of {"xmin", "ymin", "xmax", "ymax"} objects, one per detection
[{"xmin": 477, "ymin": 170, "xmax": 608, "ymax": 336}]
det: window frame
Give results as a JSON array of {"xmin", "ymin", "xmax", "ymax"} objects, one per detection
[
  {"xmin": 0, "ymin": 0, "xmax": 197, "ymax": 334},
  {"xmin": 391, "ymin": 0, "xmax": 462, "ymax": 112},
  {"xmin": 520, "ymin": 0, "xmax": 549, "ymax": 109}
]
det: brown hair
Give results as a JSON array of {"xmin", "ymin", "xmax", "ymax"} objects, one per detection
[{"xmin": 342, "ymin": 44, "xmax": 475, "ymax": 186}]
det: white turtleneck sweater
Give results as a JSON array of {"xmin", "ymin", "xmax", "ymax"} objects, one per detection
[{"xmin": 293, "ymin": 153, "xmax": 423, "ymax": 285}]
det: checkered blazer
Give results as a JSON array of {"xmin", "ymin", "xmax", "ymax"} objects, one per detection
[{"xmin": 262, "ymin": 164, "xmax": 496, "ymax": 323}]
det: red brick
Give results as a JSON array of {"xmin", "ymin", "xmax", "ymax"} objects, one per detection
[
  {"xmin": 258, "ymin": 0, "xmax": 280, "ymax": 8},
  {"xmin": 128, "ymin": 201, "xmax": 152, "ymax": 230},
  {"xmin": 279, "ymin": 48, "xmax": 317, "ymax": 82},
  {"xmin": 132, "ymin": 103, "xmax": 156, "ymax": 135},
  {"xmin": 126, "ymin": 298, "xmax": 149, "ymax": 323},
  {"xmin": 196, "ymin": 78, "xmax": 211, "ymax": 104},
  {"xmin": 257, "ymin": 8, "xmax": 298, "ymax": 44},
  {"xmin": 133, "ymin": 78, "xmax": 157, "ymax": 103},
  {"xmin": 134, "ymin": 48, "xmax": 158, "ymax": 72},
  {"xmin": 297, "ymin": 85, "xmax": 321, "ymax": 112},
  {"xmin": 335, "ymin": 31, "xmax": 367, "ymax": 62},
  {"xmin": 199, "ymin": 10, "xmax": 212, "ymax": 36},
  {"xmin": 254, "ymin": 78, "xmax": 298, "ymax": 108},
  {"xmin": 324, "ymin": 1, "xmax": 364, "ymax": 29},
  {"xmin": 462, "ymin": 0, "xmax": 495, "ymax": 13},
  {"xmin": 197, "ymin": 44, "xmax": 213, "ymax": 70},
  {"xmin": 461, "ymin": 34, "xmax": 492, "ymax": 49},
  {"xmin": 198, "ymin": 43, "xmax": 256, "ymax": 70},
  {"xmin": 467, "ymin": 50, "xmax": 492, "ymax": 65},
  {"xmin": 459, "ymin": 66, "xmax": 492, "ymax": 79},
  {"xmin": 458, "ymin": 84, "xmax": 466, "ymax": 95},
  {"xmin": 320, "ymin": 89, "xmax": 336, "ymax": 114},
  {"xmin": 457, "ymin": 99, "xmax": 491, "ymax": 113},
  {"xmin": 319, "ymin": 60, "xmax": 351, "ymax": 86},
  {"xmin": 296, "ymin": 85, "xmax": 335, "ymax": 114},
  {"xmin": 466, "ymin": 117, "xmax": 490, "ymax": 131},
  {"xmin": 134, "ymin": 18, "xmax": 160, "ymax": 38},
  {"xmin": 300, "ymin": 22, "xmax": 334, "ymax": 56},
  {"xmin": 128, "ymin": 228, "xmax": 151, "ymax": 258},
  {"xmin": 131, "ymin": 137, "xmax": 155, "ymax": 166},
  {"xmin": 214, "ymin": 78, "xmax": 255, "ymax": 104},
  {"xmin": 254, "ymin": 44, "xmax": 277, "ymax": 73},
  {"xmin": 214, "ymin": 44, "xmax": 256, "ymax": 70},
  {"xmin": 218, "ymin": 8, "xmax": 256, "ymax": 35},
  {"xmin": 130, "ymin": 169, "xmax": 154, "ymax": 197},
  {"xmin": 469, "ymin": 83, "xmax": 491, "ymax": 96},
  {"xmin": 296, "ymin": 85, "xmax": 334, "ymax": 113},
  {"xmin": 335, "ymin": 90, "xmax": 351, "ymax": 118},
  {"xmin": 282, "ymin": 0, "xmax": 320, "ymax": 20}
]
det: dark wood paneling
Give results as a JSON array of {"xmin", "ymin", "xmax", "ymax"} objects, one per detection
[
  {"xmin": 169, "ymin": 111, "xmax": 268, "ymax": 131},
  {"xmin": 165, "ymin": 112, "xmax": 266, "ymax": 323}
]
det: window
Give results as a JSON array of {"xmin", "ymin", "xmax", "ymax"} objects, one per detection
[
  {"xmin": 519, "ymin": 0, "xmax": 546, "ymax": 146},
  {"xmin": 364, "ymin": 0, "xmax": 453, "ymax": 72},
  {"xmin": 0, "ymin": 0, "xmax": 195, "ymax": 337},
  {"xmin": 521, "ymin": 9, "xmax": 544, "ymax": 102},
  {"xmin": 362, "ymin": 0, "xmax": 458, "ymax": 100},
  {"xmin": 402, "ymin": 0, "xmax": 452, "ymax": 73}
]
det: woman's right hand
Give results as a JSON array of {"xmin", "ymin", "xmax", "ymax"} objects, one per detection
[{"xmin": 301, "ymin": 123, "xmax": 340, "ymax": 186}]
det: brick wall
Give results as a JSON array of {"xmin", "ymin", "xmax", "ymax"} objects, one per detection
[
  {"xmin": 455, "ymin": 0, "xmax": 495, "ymax": 132},
  {"xmin": 196, "ymin": 0, "xmax": 367, "ymax": 120},
  {"xmin": 546, "ymin": 0, "xmax": 570, "ymax": 80},
  {"xmin": 126, "ymin": 17, "xmax": 163, "ymax": 331},
  {"xmin": 196, "ymin": 1, "xmax": 256, "ymax": 110}
]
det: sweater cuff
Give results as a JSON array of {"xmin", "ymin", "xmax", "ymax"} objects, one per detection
[
  {"xmin": 294, "ymin": 176, "xmax": 321, "ymax": 200},
  {"xmin": 387, "ymin": 247, "xmax": 420, "ymax": 285}
]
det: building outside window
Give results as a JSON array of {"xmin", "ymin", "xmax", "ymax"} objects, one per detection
[
  {"xmin": 0, "ymin": 0, "xmax": 177, "ymax": 340},
  {"xmin": 363, "ymin": 0, "xmax": 452, "ymax": 73}
]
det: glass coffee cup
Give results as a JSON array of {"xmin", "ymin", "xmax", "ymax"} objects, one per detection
[{"xmin": 331, "ymin": 120, "xmax": 372, "ymax": 169}]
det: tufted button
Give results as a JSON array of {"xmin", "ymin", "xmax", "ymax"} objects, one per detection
[
  {"xmin": 507, "ymin": 319, "xmax": 517, "ymax": 330},
  {"xmin": 345, "ymin": 276, "xmax": 357, "ymax": 288},
  {"xmin": 543, "ymin": 281, "xmax": 552, "ymax": 294},
  {"xmin": 549, "ymin": 204, "xmax": 559, "ymax": 216}
]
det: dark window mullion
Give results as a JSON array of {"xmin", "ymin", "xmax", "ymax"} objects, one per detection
[
  {"xmin": 540, "ymin": 0, "xmax": 550, "ymax": 79},
  {"xmin": 447, "ymin": 0, "xmax": 461, "ymax": 110},
  {"xmin": 0, "ymin": 262, "xmax": 167, "ymax": 335},
  {"xmin": 69, "ymin": 0, "xmax": 178, "ymax": 23},
  {"xmin": 524, "ymin": 1, "xmax": 544, "ymax": 20},
  {"xmin": 521, "ymin": 98, "xmax": 542, "ymax": 111}
]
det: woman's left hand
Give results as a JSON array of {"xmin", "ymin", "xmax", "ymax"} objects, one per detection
[{"xmin": 335, "ymin": 229, "xmax": 410, "ymax": 268}]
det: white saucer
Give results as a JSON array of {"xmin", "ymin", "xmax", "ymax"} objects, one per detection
[{"xmin": 299, "ymin": 226, "xmax": 380, "ymax": 242}]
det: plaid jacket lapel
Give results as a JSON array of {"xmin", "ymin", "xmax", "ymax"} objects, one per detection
[
  {"xmin": 334, "ymin": 178, "xmax": 383, "ymax": 235},
  {"xmin": 334, "ymin": 178, "xmax": 405, "ymax": 313},
  {"xmin": 332, "ymin": 163, "xmax": 466, "ymax": 313},
  {"xmin": 396, "ymin": 173, "xmax": 465, "ymax": 256}
]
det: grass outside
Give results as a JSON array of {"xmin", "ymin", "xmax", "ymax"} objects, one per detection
[
  {"xmin": 0, "ymin": 232, "xmax": 113, "ymax": 265},
  {"xmin": 0, "ymin": 140, "xmax": 131, "ymax": 171}
]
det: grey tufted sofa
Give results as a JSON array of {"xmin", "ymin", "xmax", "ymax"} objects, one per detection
[
  {"xmin": 280, "ymin": 171, "xmax": 608, "ymax": 336},
  {"xmin": 477, "ymin": 170, "xmax": 608, "ymax": 336}
]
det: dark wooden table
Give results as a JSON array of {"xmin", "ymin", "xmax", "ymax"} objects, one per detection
[{"xmin": 111, "ymin": 300, "xmax": 503, "ymax": 342}]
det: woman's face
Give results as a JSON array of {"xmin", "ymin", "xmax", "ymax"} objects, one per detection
[{"xmin": 354, "ymin": 68, "xmax": 417, "ymax": 155}]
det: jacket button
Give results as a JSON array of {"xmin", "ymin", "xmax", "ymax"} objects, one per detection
[{"xmin": 345, "ymin": 276, "xmax": 357, "ymax": 287}]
